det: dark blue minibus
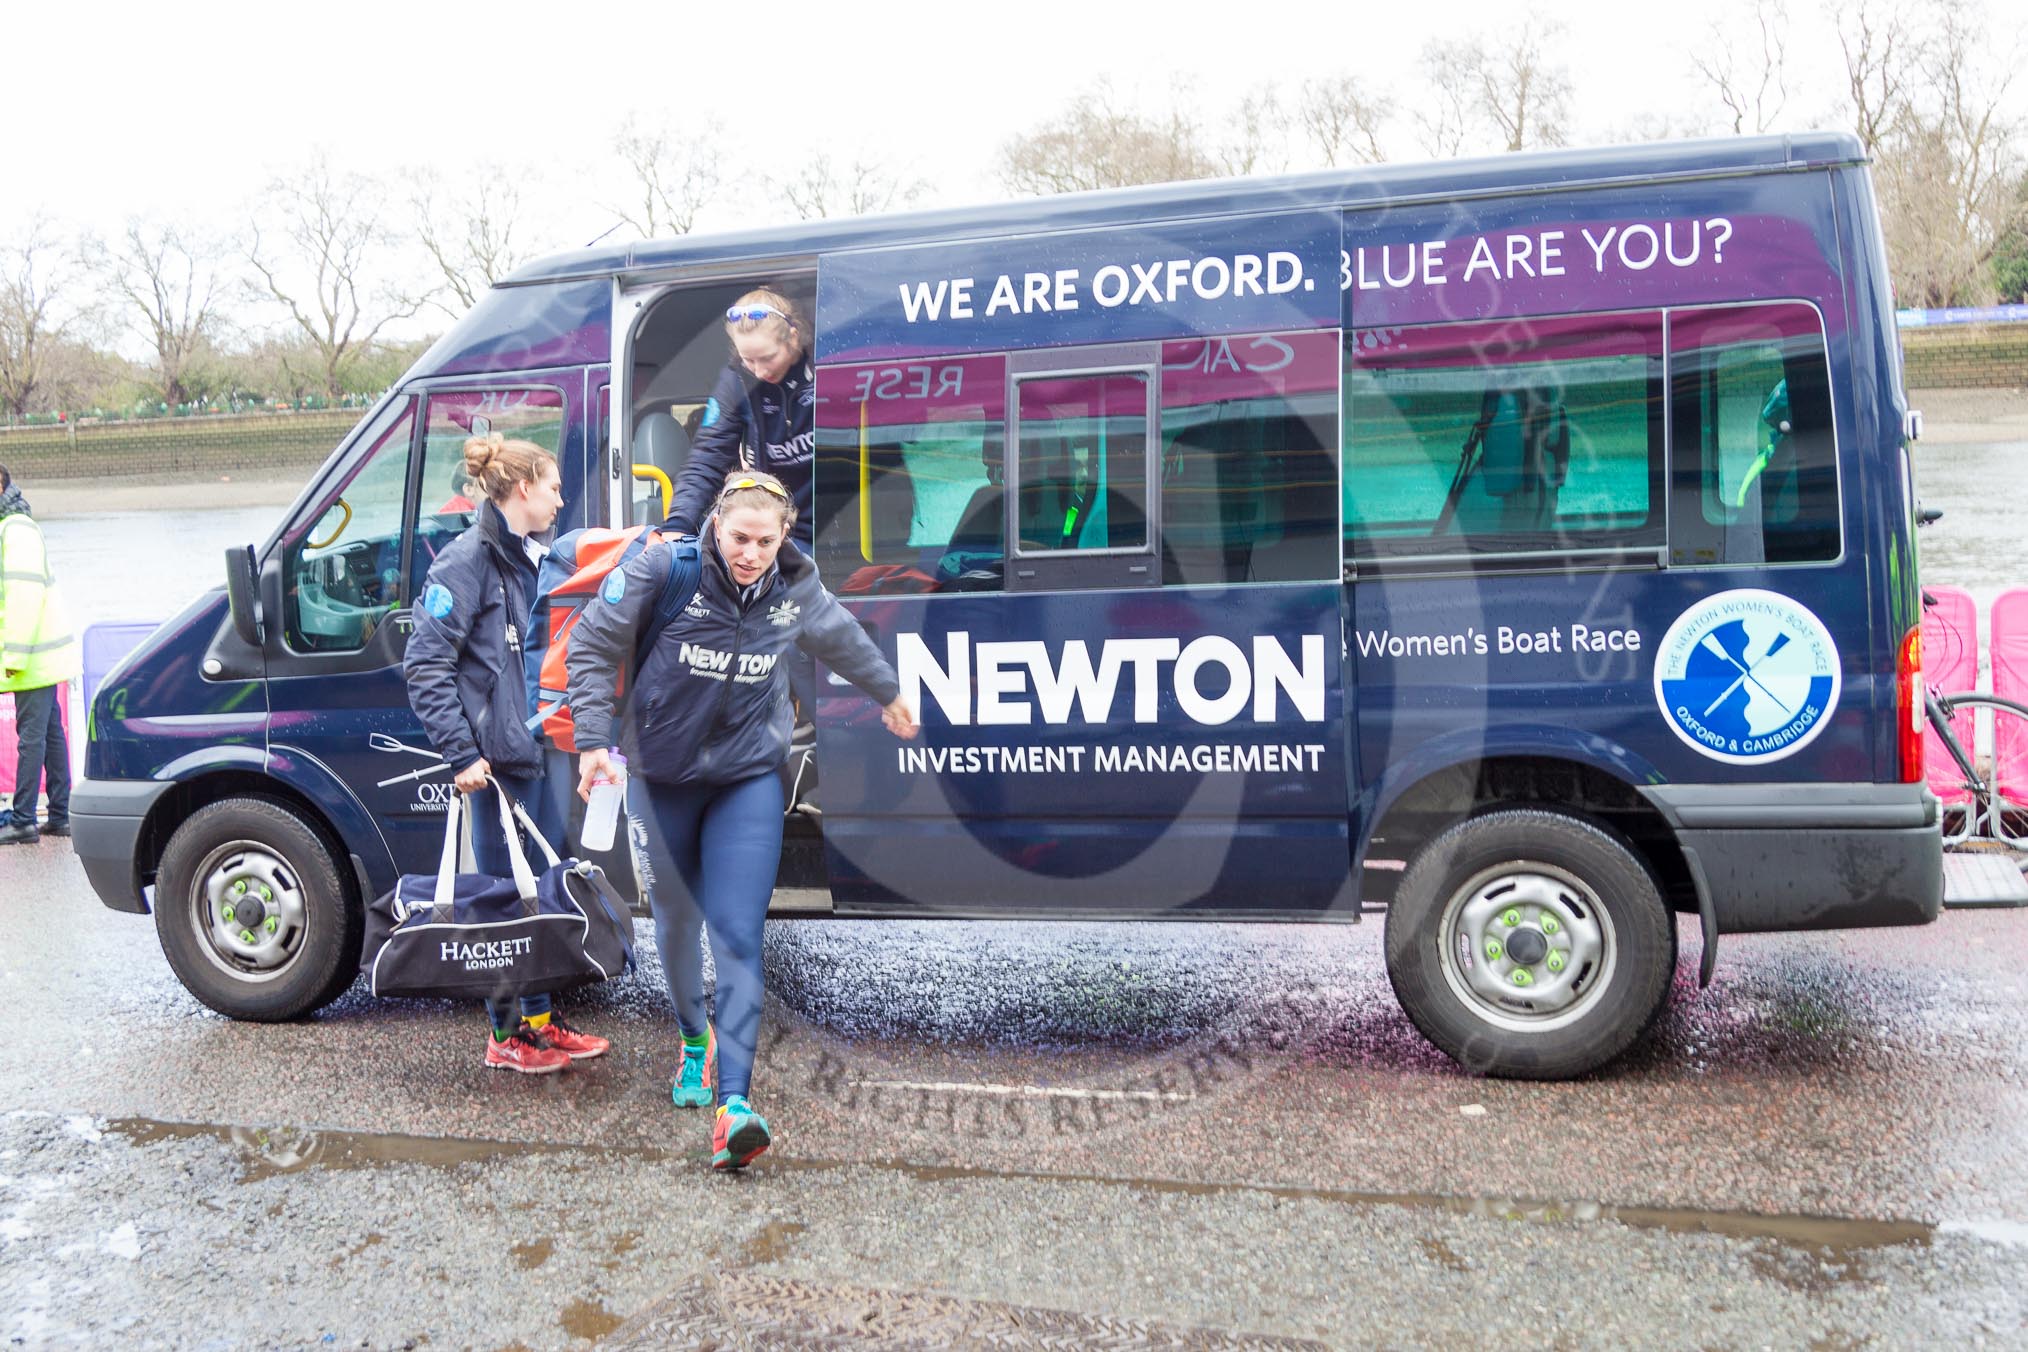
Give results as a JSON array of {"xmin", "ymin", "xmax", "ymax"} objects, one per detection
[{"xmin": 75, "ymin": 132, "xmax": 1940, "ymax": 1078}]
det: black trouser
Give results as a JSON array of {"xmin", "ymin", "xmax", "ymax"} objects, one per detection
[{"xmin": 8, "ymin": 684, "xmax": 70, "ymax": 829}]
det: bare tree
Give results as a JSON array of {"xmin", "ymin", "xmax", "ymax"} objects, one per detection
[
  {"xmin": 1871, "ymin": 2, "xmax": 2025, "ymax": 305},
  {"xmin": 1418, "ymin": 26, "xmax": 1572, "ymax": 156},
  {"xmin": 1214, "ymin": 85, "xmax": 1291, "ymax": 177},
  {"xmin": 0, "ymin": 220, "xmax": 70, "ymax": 418},
  {"xmin": 774, "ymin": 155, "xmax": 925, "ymax": 220},
  {"xmin": 1692, "ymin": 0, "xmax": 1792, "ymax": 135},
  {"xmin": 1477, "ymin": 26, "xmax": 1573, "ymax": 152},
  {"xmin": 85, "ymin": 220, "xmax": 226, "ymax": 408},
  {"xmin": 608, "ymin": 117, "xmax": 722, "ymax": 238},
  {"xmin": 1415, "ymin": 40, "xmax": 1481, "ymax": 158},
  {"xmin": 1001, "ymin": 86, "xmax": 1218, "ymax": 196},
  {"xmin": 246, "ymin": 155, "xmax": 424, "ymax": 400},
  {"xmin": 1297, "ymin": 75, "xmax": 1392, "ymax": 167},
  {"xmin": 1835, "ymin": 0, "xmax": 1918, "ymax": 154},
  {"xmin": 412, "ymin": 168, "xmax": 530, "ymax": 317}
]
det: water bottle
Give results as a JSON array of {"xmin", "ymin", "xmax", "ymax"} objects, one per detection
[{"xmin": 580, "ymin": 750, "xmax": 627, "ymax": 853}]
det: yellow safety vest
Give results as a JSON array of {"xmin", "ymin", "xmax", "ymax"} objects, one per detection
[{"xmin": 0, "ymin": 512, "xmax": 81, "ymax": 693}]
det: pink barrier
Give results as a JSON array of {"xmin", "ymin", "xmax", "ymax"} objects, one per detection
[
  {"xmin": 1922, "ymin": 585, "xmax": 1979, "ymax": 804},
  {"xmin": 0, "ymin": 681, "xmax": 73, "ymax": 799},
  {"xmin": 1993, "ymin": 589, "xmax": 2028, "ymax": 805}
]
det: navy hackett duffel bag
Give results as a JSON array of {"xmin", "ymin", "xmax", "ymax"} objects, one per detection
[{"xmin": 364, "ymin": 779, "xmax": 634, "ymax": 1002}]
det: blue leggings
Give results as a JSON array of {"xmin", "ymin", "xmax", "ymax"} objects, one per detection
[
  {"xmin": 637, "ymin": 772, "xmax": 785, "ymax": 1104},
  {"xmin": 469, "ymin": 769, "xmax": 566, "ymax": 1034}
]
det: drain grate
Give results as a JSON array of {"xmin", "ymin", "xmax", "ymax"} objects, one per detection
[{"xmin": 600, "ymin": 1273, "xmax": 1328, "ymax": 1350}]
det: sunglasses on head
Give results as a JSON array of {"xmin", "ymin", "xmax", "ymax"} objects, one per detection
[
  {"xmin": 720, "ymin": 476, "xmax": 791, "ymax": 503},
  {"xmin": 726, "ymin": 304, "xmax": 793, "ymax": 325}
]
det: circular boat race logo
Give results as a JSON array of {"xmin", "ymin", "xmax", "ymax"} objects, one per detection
[{"xmin": 1653, "ymin": 589, "xmax": 1841, "ymax": 765}]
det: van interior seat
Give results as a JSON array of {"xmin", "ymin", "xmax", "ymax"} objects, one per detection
[
  {"xmin": 633, "ymin": 409, "xmax": 690, "ymax": 521},
  {"xmin": 634, "ymin": 409, "xmax": 690, "ymax": 473}
]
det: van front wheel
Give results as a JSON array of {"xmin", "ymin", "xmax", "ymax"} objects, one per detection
[
  {"xmin": 154, "ymin": 797, "xmax": 361, "ymax": 1021},
  {"xmin": 1384, "ymin": 809, "xmax": 1675, "ymax": 1079}
]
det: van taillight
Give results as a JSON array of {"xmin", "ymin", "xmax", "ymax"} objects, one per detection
[{"xmin": 1897, "ymin": 626, "xmax": 1923, "ymax": 782}]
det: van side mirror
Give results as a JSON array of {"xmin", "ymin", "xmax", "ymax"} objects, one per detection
[{"xmin": 224, "ymin": 544, "xmax": 266, "ymax": 646}]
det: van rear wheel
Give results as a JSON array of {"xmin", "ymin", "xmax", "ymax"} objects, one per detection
[
  {"xmin": 1384, "ymin": 808, "xmax": 1675, "ymax": 1079},
  {"xmin": 154, "ymin": 797, "xmax": 361, "ymax": 1021}
]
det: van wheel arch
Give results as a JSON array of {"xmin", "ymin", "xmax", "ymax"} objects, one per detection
[
  {"xmin": 138, "ymin": 772, "xmax": 364, "ymax": 906},
  {"xmin": 1363, "ymin": 755, "xmax": 1694, "ymax": 914}
]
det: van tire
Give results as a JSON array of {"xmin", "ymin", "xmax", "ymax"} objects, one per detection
[
  {"xmin": 154, "ymin": 797, "xmax": 362, "ymax": 1021},
  {"xmin": 1384, "ymin": 808, "xmax": 1675, "ymax": 1080}
]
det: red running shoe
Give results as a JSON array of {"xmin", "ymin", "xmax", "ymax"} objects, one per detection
[
  {"xmin": 484, "ymin": 1026, "xmax": 569, "ymax": 1074},
  {"xmin": 536, "ymin": 1014, "xmax": 609, "ymax": 1060}
]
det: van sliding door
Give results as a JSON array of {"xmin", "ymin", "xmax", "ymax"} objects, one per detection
[{"xmin": 810, "ymin": 213, "xmax": 1353, "ymax": 919}]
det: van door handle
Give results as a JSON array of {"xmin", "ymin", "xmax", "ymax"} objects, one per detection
[
  {"xmin": 1016, "ymin": 568, "xmax": 1036, "ymax": 578},
  {"xmin": 1127, "ymin": 564, "xmax": 1149, "ymax": 574}
]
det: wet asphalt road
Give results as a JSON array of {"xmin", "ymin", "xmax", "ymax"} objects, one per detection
[
  {"xmin": 4, "ymin": 841, "xmax": 2028, "ymax": 1349},
  {"xmin": 12, "ymin": 409, "xmax": 2028, "ymax": 1347}
]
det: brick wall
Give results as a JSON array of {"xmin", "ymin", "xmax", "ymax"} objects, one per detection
[
  {"xmin": 1901, "ymin": 323, "xmax": 2028, "ymax": 390},
  {"xmin": 0, "ymin": 410, "xmax": 360, "ymax": 483}
]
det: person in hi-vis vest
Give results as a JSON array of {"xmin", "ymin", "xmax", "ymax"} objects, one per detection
[{"xmin": 0, "ymin": 464, "xmax": 80, "ymax": 846}]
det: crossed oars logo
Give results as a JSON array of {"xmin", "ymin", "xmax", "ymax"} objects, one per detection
[{"xmin": 1699, "ymin": 629, "xmax": 1794, "ymax": 720}]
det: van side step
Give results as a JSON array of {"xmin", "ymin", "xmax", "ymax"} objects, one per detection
[{"xmin": 1941, "ymin": 851, "xmax": 2028, "ymax": 908}]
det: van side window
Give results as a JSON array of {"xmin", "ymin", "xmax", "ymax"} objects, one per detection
[
  {"xmin": 411, "ymin": 387, "xmax": 567, "ymax": 599},
  {"xmin": 1160, "ymin": 330, "xmax": 1339, "ymax": 586},
  {"xmin": 283, "ymin": 403, "xmax": 415, "ymax": 653},
  {"xmin": 812, "ymin": 356, "xmax": 1008, "ymax": 594},
  {"xmin": 1013, "ymin": 371, "xmax": 1152, "ymax": 555},
  {"xmin": 1344, "ymin": 313, "xmax": 1665, "ymax": 559},
  {"xmin": 1668, "ymin": 303, "xmax": 1839, "ymax": 565}
]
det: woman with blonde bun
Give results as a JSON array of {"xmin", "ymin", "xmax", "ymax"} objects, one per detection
[{"xmin": 403, "ymin": 433, "xmax": 611, "ymax": 1073}]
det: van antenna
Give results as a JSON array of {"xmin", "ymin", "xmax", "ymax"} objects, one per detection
[{"xmin": 584, "ymin": 220, "xmax": 624, "ymax": 248}]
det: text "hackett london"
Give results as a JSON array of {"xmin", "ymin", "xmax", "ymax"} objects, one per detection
[{"xmin": 441, "ymin": 937, "xmax": 533, "ymax": 971}]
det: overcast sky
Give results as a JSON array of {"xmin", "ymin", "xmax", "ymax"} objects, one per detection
[{"xmin": 5, "ymin": 0, "xmax": 2020, "ymax": 340}]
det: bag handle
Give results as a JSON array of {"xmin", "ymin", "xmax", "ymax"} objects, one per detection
[
  {"xmin": 432, "ymin": 787, "xmax": 467, "ymax": 911},
  {"xmin": 504, "ymin": 793, "xmax": 567, "ymax": 870},
  {"xmin": 486, "ymin": 778, "xmax": 541, "ymax": 902}
]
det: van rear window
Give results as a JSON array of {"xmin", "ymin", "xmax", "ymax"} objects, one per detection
[{"xmin": 1667, "ymin": 302, "xmax": 1839, "ymax": 565}]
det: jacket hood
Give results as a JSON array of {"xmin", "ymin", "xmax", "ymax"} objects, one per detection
[{"xmin": 0, "ymin": 482, "xmax": 30, "ymax": 520}]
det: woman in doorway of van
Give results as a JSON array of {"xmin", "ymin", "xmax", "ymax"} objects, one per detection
[
  {"xmin": 565, "ymin": 470, "xmax": 918, "ymax": 1169},
  {"xmin": 663, "ymin": 289, "xmax": 822, "ymax": 730},
  {"xmin": 403, "ymin": 433, "xmax": 612, "ymax": 1075},
  {"xmin": 662, "ymin": 288, "xmax": 815, "ymax": 548}
]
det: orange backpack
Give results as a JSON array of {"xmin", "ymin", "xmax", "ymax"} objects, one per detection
[{"xmin": 526, "ymin": 527, "xmax": 702, "ymax": 753}]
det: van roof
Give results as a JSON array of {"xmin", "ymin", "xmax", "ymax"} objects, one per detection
[{"xmin": 503, "ymin": 131, "xmax": 1865, "ymax": 286}]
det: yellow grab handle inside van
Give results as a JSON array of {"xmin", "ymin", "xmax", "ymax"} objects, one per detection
[
  {"xmin": 307, "ymin": 497, "xmax": 352, "ymax": 550},
  {"xmin": 631, "ymin": 464, "xmax": 674, "ymax": 520},
  {"xmin": 859, "ymin": 398, "xmax": 872, "ymax": 561}
]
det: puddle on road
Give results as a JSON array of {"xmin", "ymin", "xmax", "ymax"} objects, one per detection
[
  {"xmin": 558, "ymin": 1297, "xmax": 625, "ymax": 1341},
  {"xmin": 744, "ymin": 1219, "xmax": 808, "ymax": 1265},
  {"xmin": 100, "ymin": 1113, "xmax": 1949, "ymax": 1266},
  {"xmin": 107, "ymin": 1117, "xmax": 618, "ymax": 1183}
]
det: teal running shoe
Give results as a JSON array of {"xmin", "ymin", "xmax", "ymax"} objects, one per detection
[
  {"xmin": 712, "ymin": 1095, "xmax": 772, "ymax": 1171},
  {"xmin": 672, "ymin": 1024, "xmax": 716, "ymax": 1109}
]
